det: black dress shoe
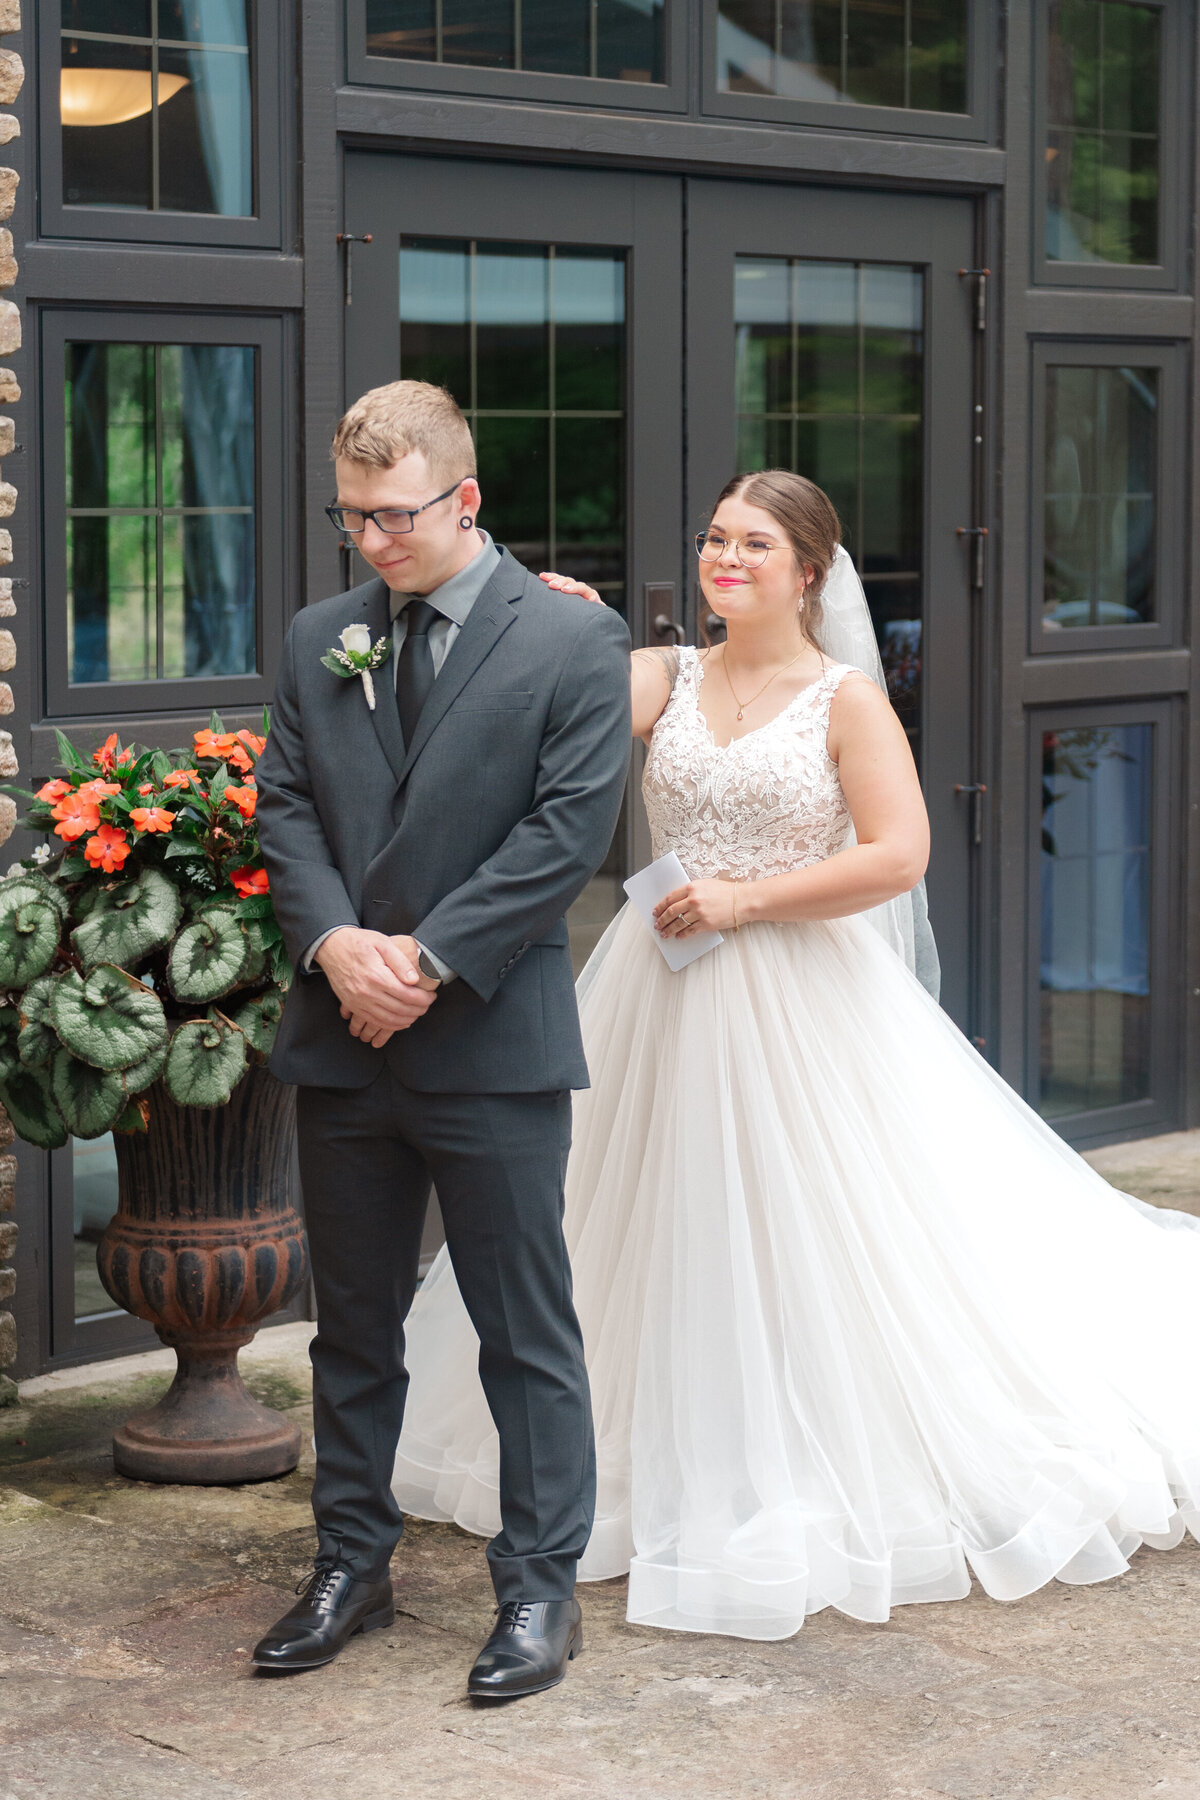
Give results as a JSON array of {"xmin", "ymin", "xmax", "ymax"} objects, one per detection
[
  {"xmin": 251, "ymin": 1566, "xmax": 394, "ymax": 1673},
  {"xmin": 467, "ymin": 1598, "xmax": 583, "ymax": 1701}
]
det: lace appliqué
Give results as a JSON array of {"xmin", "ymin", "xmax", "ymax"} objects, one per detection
[{"xmin": 642, "ymin": 647, "xmax": 863, "ymax": 882}]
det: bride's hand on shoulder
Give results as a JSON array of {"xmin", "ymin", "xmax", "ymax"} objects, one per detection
[
  {"xmin": 538, "ymin": 571, "xmax": 603, "ymax": 605},
  {"xmin": 654, "ymin": 879, "xmax": 738, "ymax": 939}
]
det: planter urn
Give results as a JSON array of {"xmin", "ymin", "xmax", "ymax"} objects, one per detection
[{"xmin": 97, "ymin": 1062, "xmax": 308, "ymax": 1484}]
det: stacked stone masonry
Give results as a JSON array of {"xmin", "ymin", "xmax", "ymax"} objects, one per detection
[{"xmin": 0, "ymin": 0, "xmax": 20, "ymax": 1397}]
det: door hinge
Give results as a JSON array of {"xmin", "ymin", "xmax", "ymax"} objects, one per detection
[
  {"xmin": 954, "ymin": 781, "xmax": 988, "ymax": 846},
  {"xmin": 955, "ymin": 524, "xmax": 988, "ymax": 590},
  {"xmin": 957, "ymin": 266, "xmax": 989, "ymax": 332},
  {"xmin": 337, "ymin": 232, "xmax": 373, "ymax": 307}
]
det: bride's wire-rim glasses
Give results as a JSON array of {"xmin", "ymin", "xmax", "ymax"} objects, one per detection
[
  {"xmin": 695, "ymin": 530, "xmax": 780, "ymax": 570},
  {"xmin": 326, "ymin": 480, "xmax": 464, "ymax": 537}
]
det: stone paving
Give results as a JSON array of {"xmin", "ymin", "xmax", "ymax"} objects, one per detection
[{"xmin": 3, "ymin": 1135, "xmax": 1200, "ymax": 1799}]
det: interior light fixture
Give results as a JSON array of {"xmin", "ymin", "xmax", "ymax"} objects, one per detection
[{"xmin": 60, "ymin": 69, "xmax": 189, "ymax": 128}]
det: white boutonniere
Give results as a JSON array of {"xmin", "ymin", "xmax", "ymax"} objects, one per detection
[{"xmin": 321, "ymin": 624, "xmax": 392, "ymax": 711}]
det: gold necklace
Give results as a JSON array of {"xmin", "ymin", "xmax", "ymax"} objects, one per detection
[{"xmin": 722, "ymin": 645, "xmax": 810, "ymax": 722}]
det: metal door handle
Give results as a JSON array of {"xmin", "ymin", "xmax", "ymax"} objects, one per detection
[
  {"xmin": 654, "ymin": 615, "xmax": 685, "ymax": 645},
  {"xmin": 644, "ymin": 582, "xmax": 683, "ymax": 645},
  {"xmin": 954, "ymin": 781, "xmax": 988, "ymax": 846}
]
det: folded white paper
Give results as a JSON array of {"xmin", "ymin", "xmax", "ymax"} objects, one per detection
[{"xmin": 622, "ymin": 851, "xmax": 725, "ymax": 972}]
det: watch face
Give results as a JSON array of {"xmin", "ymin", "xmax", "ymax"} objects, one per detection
[{"xmin": 418, "ymin": 951, "xmax": 440, "ymax": 981}]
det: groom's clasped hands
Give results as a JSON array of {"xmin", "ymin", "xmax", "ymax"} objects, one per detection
[{"xmin": 314, "ymin": 926, "xmax": 440, "ymax": 1049}]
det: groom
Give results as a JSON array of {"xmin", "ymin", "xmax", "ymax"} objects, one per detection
[{"xmin": 253, "ymin": 380, "xmax": 631, "ymax": 1697}]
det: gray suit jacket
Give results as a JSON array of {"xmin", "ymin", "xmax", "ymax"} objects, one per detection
[{"xmin": 255, "ymin": 550, "xmax": 632, "ymax": 1094}]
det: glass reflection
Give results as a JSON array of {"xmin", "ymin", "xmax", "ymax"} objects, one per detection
[
  {"xmin": 400, "ymin": 238, "xmax": 627, "ymax": 612},
  {"xmin": 66, "ymin": 342, "xmax": 256, "ymax": 685},
  {"xmin": 717, "ymin": 0, "xmax": 968, "ymax": 113},
  {"xmin": 1046, "ymin": 0, "xmax": 1160, "ymax": 265},
  {"xmin": 73, "ymin": 1134, "xmax": 121, "ymax": 1322},
  {"xmin": 61, "ymin": 1, "xmax": 252, "ymax": 217},
  {"xmin": 366, "ymin": 0, "xmax": 665, "ymax": 82},
  {"xmin": 735, "ymin": 255, "xmax": 925, "ymax": 760},
  {"xmin": 1040, "ymin": 723, "xmax": 1152, "ymax": 1119},
  {"xmin": 1043, "ymin": 365, "xmax": 1156, "ymax": 631}
]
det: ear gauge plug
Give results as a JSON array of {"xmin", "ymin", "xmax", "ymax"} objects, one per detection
[{"xmin": 460, "ymin": 516, "xmax": 474, "ymax": 529}]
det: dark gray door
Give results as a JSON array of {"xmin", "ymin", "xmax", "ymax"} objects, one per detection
[{"xmin": 686, "ymin": 181, "xmax": 978, "ymax": 1029}]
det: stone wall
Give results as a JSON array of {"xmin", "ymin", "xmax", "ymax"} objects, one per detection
[{"xmin": 0, "ymin": 0, "xmax": 20, "ymax": 1404}]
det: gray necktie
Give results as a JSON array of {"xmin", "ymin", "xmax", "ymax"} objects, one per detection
[{"xmin": 396, "ymin": 599, "xmax": 441, "ymax": 748}]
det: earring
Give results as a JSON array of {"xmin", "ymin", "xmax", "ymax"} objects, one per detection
[{"xmin": 460, "ymin": 515, "xmax": 474, "ymax": 530}]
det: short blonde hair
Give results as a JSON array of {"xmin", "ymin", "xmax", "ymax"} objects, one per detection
[{"xmin": 331, "ymin": 380, "xmax": 476, "ymax": 486}]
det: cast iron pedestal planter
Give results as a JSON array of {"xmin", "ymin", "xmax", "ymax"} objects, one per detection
[{"xmin": 97, "ymin": 1063, "xmax": 308, "ymax": 1484}]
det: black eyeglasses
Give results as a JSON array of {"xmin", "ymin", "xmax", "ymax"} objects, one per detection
[{"xmin": 326, "ymin": 480, "xmax": 463, "ymax": 537}]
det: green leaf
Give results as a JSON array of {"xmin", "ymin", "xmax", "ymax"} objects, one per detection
[
  {"xmin": 113, "ymin": 1094, "xmax": 149, "ymax": 1134},
  {"xmin": 71, "ymin": 866, "xmax": 184, "ymax": 972},
  {"xmin": 168, "ymin": 907, "xmax": 251, "ymax": 1003},
  {"xmin": 207, "ymin": 764, "xmax": 230, "ymax": 806},
  {"xmin": 164, "ymin": 1014, "xmax": 247, "ymax": 1108},
  {"xmin": 233, "ymin": 893, "xmax": 274, "ymax": 922},
  {"xmin": 121, "ymin": 1034, "xmax": 168, "ymax": 1095},
  {"xmin": 0, "ymin": 882, "xmax": 63, "ymax": 988},
  {"xmin": 0, "ymin": 1063, "xmax": 68, "ymax": 1149},
  {"xmin": 164, "ymin": 839, "xmax": 206, "ymax": 860},
  {"xmin": 51, "ymin": 965, "xmax": 168, "ymax": 1072},
  {"xmin": 54, "ymin": 730, "xmax": 90, "ymax": 773},
  {"xmin": 50, "ymin": 1048, "xmax": 129, "ymax": 1138},
  {"xmin": 18, "ymin": 974, "xmax": 61, "ymax": 1068},
  {"xmin": 229, "ymin": 986, "xmax": 284, "ymax": 1057},
  {"xmin": 2, "ymin": 871, "xmax": 68, "ymax": 920},
  {"xmin": 209, "ymin": 708, "xmax": 223, "ymax": 733}
]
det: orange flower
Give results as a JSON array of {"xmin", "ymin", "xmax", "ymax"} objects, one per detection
[
  {"xmin": 193, "ymin": 729, "xmax": 238, "ymax": 761},
  {"xmin": 163, "ymin": 768, "xmax": 202, "ymax": 790},
  {"xmin": 36, "ymin": 778, "xmax": 71, "ymax": 803},
  {"xmin": 51, "ymin": 792, "xmax": 101, "ymax": 841},
  {"xmin": 137, "ymin": 782, "xmax": 155, "ymax": 796},
  {"xmin": 224, "ymin": 783, "xmax": 257, "ymax": 819},
  {"xmin": 129, "ymin": 807, "xmax": 175, "ymax": 834},
  {"xmin": 230, "ymin": 865, "xmax": 269, "ymax": 898},
  {"xmin": 83, "ymin": 825, "xmax": 130, "ymax": 871},
  {"xmin": 92, "ymin": 733, "xmax": 134, "ymax": 773},
  {"xmin": 76, "ymin": 779, "xmax": 122, "ymax": 801},
  {"xmin": 231, "ymin": 729, "xmax": 266, "ymax": 772}
]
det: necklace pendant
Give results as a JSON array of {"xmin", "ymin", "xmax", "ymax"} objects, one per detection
[{"xmin": 736, "ymin": 709, "xmax": 744, "ymax": 721}]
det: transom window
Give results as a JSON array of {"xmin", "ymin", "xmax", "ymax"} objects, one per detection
[
  {"xmin": 66, "ymin": 341, "xmax": 257, "ymax": 685},
  {"xmin": 717, "ymin": 0, "xmax": 968, "ymax": 112},
  {"xmin": 61, "ymin": 0, "xmax": 252, "ymax": 216},
  {"xmin": 366, "ymin": 0, "xmax": 665, "ymax": 82}
]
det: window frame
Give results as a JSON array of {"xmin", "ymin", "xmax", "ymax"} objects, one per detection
[
  {"xmin": 1031, "ymin": 0, "xmax": 1188, "ymax": 291},
  {"xmin": 38, "ymin": 0, "xmax": 288, "ymax": 250},
  {"xmin": 344, "ymin": 0, "xmax": 687, "ymax": 112},
  {"xmin": 1028, "ymin": 338, "xmax": 1186, "ymax": 657},
  {"xmin": 40, "ymin": 308, "xmax": 291, "ymax": 721},
  {"xmin": 1025, "ymin": 696, "xmax": 1178, "ymax": 1145},
  {"xmin": 699, "ymin": 0, "xmax": 994, "ymax": 143}
]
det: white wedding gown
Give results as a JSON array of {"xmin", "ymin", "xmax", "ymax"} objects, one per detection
[{"xmin": 392, "ymin": 649, "xmax": 1200, "ymax": 1639}]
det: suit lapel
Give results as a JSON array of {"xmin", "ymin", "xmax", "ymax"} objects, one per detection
[
  {"xmin": 354, "ymin": 578, "xmax": 407, "ymax": 786},
  {"xmin": 396, "ymin": 553, "xmax": 525, "ymax": 787}
]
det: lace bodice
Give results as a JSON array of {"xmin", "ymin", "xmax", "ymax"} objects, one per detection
[{"xmin": 642, "ymin": 647, "xmax": 862, "ymax": 881}]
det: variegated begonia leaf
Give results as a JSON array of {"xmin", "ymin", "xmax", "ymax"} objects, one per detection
[
  {"xmin": 164, "ymin": 1014, "xmax": 247, "ymax": 1108},
  {"xmin": 167, "ymin": 907, "xmax": 252, "ymax": 1003},
  {"xmin": 51, "ymin": 964, "xmax": 168, "ymax": 1072},
  {"xmin": 121, "ymin": 1033, "xmax": 168, "ymax": 1095},
  {"xmin": 71, "ymin": 866, "xmax": 183, "ymax": 972},
  {"xmin": 228, "ymin": 987, "xmax": 284, "ymax": 1058},
  {"xmin": 17, "ymin": 974, "xmax": 61, "ymax": 1068},
  {"xmin": 50, "ymin": 1047, "xmax": 129, "ymax": 1139},
  {"xmin": 0, "ymin": 1061, "xmax": 68, "ymax": 1149},
  {"xmin": 0, "ymin": 882, "xmax": 62, "ymax": 989}
]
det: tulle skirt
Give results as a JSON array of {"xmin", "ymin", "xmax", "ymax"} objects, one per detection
[{"xmin": 392, "ymin": 903, "xmax": 1200, "ymax": 1639}]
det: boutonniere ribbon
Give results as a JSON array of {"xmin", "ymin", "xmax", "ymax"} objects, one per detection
[{"xmin": 321, "ymin": 624, "xmax": 392, "ymax": 711}]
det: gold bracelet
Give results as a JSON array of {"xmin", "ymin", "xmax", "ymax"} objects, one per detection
[{"xmin": 731, "ymin": 883, "xmax": 740, "ymax": 932}]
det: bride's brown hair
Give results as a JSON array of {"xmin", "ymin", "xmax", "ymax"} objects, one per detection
[{"xmin": 709, "ymin": 470, "xmax": 842, "ymax": 647}]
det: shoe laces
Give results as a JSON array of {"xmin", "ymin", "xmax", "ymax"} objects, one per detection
[
  {"xmin": 297, "ymin": 1565, "xmax": 344, "ymax": 1604},
  {"xmin": 494, "ymin": 1601, "xmax": 534, "ymax": 1633}
]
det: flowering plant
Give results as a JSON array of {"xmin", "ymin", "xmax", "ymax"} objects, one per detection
[
  {"xmin": 0, "ymin": 712, "xmax": 292, "ymax": 1150},
  {"xmin": 320, "ymin": 623, "xmax": 392, "ymax": 711}
]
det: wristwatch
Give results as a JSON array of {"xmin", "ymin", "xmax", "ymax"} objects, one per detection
[{"xmin": 416, "ymin": 948, "xmax": 444, "ymax": 985}]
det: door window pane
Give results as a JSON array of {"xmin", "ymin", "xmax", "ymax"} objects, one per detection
[
  {"xmin": 72, "ymin": 1135, "xmax": 122, "ymax": 1323},
  {"xmin": 1042, "ymin": 364, "xmax": 1156, "ymax": 631},
  {"xmin": 66, "ymin": 341, "xmax": 257, "ymax": 685},
  {"xmin": 400, "ymin": 239, "xmax": 627, "ymax": 612},
  {"xmin": 717, "ymin": 1, "xmax": 968, "ymax": 112},
  {"xmin": 61, "ymin": 1, "xmax": 252, "ymax": 217},
  {"xmin": 1040, "ymin": 723, "xmax": 1152, "ymax": 1118},
  {"xmin": 1046, "ymin": 0, "xmax": 1160, "ymax": 265},
  {"xmin": 735, "ymin": 256, "xmax": 925, "ymax": 761},
  {"xmin": 366, "ymin": 0, "xmax": 665, "ymax": 82}
]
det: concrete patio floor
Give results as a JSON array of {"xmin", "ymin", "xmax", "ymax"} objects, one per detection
[{"xmin": 4, "ymin": 1134, "xmax": 1200, "ymax": 1799}]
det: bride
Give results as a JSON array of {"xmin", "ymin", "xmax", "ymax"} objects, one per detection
[{"xmin": 392, "ymin": 468, "xmax": 1200, "ymax": 1641}]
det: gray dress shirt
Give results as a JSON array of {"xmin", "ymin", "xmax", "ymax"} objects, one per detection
[{"xmin": 304, "ymin": 531, "xmax": 502, "ymax": 980}]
